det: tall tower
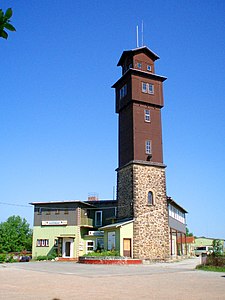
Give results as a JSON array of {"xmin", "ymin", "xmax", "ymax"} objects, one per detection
[{"xmin": 112, "ymin": 46, "xmax": 170, "ymax": 260}]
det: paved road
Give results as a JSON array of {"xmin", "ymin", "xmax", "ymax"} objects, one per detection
[{"xmin": 1, "ymin": 258, "xmax": 224, "ymax": 299}]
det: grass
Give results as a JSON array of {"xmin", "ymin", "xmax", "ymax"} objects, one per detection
[{"xmin": 196, "ymin": 265, "xmax": 225, "ymax": 273}]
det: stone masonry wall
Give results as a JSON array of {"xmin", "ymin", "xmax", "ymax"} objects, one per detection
[
  {"xmin": 133, "ymin": 164, "xmax": 170, "ymax": 260},
  {"xmin": 117, "ymin": 162, "xmax": 170, "ymax": 260},
  {"xmin": 117, "ymin": 164, "xmax": 133, "ymax": 219}
]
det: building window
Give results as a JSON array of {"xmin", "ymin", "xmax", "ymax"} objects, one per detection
[
  {"xmin": 37, "ymin": 208, "xmax": 42, "ymax": 215},
  {"xmin": 95, "ymin": 211, "xmax": 102, "ymax": 227},
  {"xmin": 148, "ymin": 83, "xmax": 154, "ymax": 94},
  {"xmin": 142, "ymin": 82, "xmax": 154, "ymax": 94},
  {"xmin": 55, "ymin": 209, "xmax": 60, "ymax": 215},
  {"xmin": 168, "ymin": 204, "xmax": 185, "ymax": 224},
  {"xmin": 144, "ymin": 109, "xmax": 150, "ymax": 122},
  {"xmin": 142, "ymin": 82, "xmax": 147, "ymax": 93},
  {"xmin": 137, "ymin": 62, "xmax": 142, "ymax": 69},
  {"xmin": 96, "ymin": 238, "xmax": 104, "ymax": 250},
  {"xmin": 86, "ymin": 240, "xmax": 95, "ymax": 252},
  {"xmin": 108, "ymin": 231, "xmax": 116, "ymax": 250},
  {"xmin": 148, "ymin": 191, "xmax": 154, "ymax": 205},
  {"xmin": 119, "ymin": 84, "xmax": 127, "ymax": 99},
  {"xmin": 36, "ymin": 239, "xmax": 49, "ymax": 247},
  {"xmin": 145, "ymin": 140, "xmax": 152, "ymax": 154},
  {"xmin": 147, "ymin": 65, "xmax": 152, "ymax": 71}
]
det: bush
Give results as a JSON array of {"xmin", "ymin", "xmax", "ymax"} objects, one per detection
[
  {"xmin": 0, "ymin": 253, "xmax": 18, "ymax": 263},
  {"xmin": 84, "ymin": 249, "xmax": 120, "ymax": 257},
  {"xmin": 206, "ymin": 255, "xmax": 225, "ymax": 267},
  {"xmin": 36, "ymin": 255, "xmax": 48, "ymax": 261},
  {"xmin": 36, "ymin": 253, "xmax": 57, "ymax": 261},
  {"xmin": 0, "ymin": 253, "xmax": 6, "ymax": 263}
]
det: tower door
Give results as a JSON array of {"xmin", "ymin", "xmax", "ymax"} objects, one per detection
[{"xmin": 123, "ymin": 238, "xmax": 131, "ymax": 257}]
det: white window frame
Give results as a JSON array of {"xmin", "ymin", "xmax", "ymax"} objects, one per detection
[
  {"xmin": 147, "ymin": 65, "xmax": 152, "ymax": 71},
  {"xmin": 142, "ymin": 82, "xmax": 154, "ymax": 95},
  {"xmin": 144, "ymin": 109, "xmax": 150, "ymax": 122},
  {"xmin": 145, "ymin": 140, "xmax": 152, "ymax": 154},
  {"xmin": 86, "ymin": 240, "xmax": 95, "ymax": 253},
  {"xmin": 137, "ymin": 62, "xmax": 142, "ymax": 69},
  {"xmin": 142, "ymin": 82, "xmax": 147, "ymax": 93},
  {"xmin": 148, "ymin": 83, "xmax": 154, "ymax": 94},
  {"xmin": 169, "ymin": 204, "xmax": 185, "ymax": 224},
  {"xmin": 95, "ymin": 211, "xmax": 102, "ymax": 227}
]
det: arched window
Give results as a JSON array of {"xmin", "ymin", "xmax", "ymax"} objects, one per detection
[{"xmin": 148, "ymin": 191, "xmax": 154, "ymax": 205}]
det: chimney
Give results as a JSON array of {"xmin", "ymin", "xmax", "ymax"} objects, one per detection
[{"xmin": 87, "ymin": 193, "xmax": 99, "ymax": 201}]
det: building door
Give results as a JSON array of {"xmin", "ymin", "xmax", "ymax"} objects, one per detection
[
  {"xmin": 108, "ymin": 231, "xmax": 115, "ymax": 250},
  {"xmin": 65, "ymin": 242, "xmax": 71, "ymax": 256},
  {"xmin": 62, "ymin": 238, "xmax": 74, "ymax": 258},
  {"xmin": 123, "ymin": 238, "xmax": 131, "ymax": 257}
]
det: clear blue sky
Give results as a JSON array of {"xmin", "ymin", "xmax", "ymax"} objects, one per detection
[{"xmin": 1, "ymin": 0, "xmax": 224, "ymax": 238}]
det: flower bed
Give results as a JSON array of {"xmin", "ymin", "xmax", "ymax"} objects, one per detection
[{"xmin": 78, "ymin": 256, "xmax": 142, "ymax": 264}]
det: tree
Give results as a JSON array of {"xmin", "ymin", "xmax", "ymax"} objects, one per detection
[
  {"xmin": 0, "ymin": 8, "xmax": 16, "ymax": 39},
  {"xmin": 186, "ymin": 227, "xmax": 193, "ymax": 237},
  {"xmin": 0, "ymin": 216, "xmax": 32, "ymax": 253},
  {"xmin": 212, "ymin": 239, "xmax": 223, "ymax": 256}
]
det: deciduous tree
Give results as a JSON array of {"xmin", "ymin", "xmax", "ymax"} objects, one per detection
[{"xmin": 0, "ymin": 216, "xmax": 32, "ymax": 253}]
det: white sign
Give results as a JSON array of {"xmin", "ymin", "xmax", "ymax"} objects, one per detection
[
  {"xmin": 42, "ymin": 220, "xmax": 67, "ymax": 226},
  {"xmin": 88, "ymin": 231, "xmax": 104, "ymax": 236}
]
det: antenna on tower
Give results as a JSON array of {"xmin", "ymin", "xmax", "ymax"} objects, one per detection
[
  {"xmin": 136, "ymin": 25, "xmax": 139, "ymax": 48},
  {"xmin": 141, "ymin": 20, "xmax": 144, "ymax": 46}
]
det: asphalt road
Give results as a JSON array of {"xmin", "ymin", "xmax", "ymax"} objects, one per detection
[{"xmin": 0, "ymin": 258, "xmax": 224, "ymax": 299}]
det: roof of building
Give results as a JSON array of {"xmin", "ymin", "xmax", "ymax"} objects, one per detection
[
  {"xmin": 117, "ymin": 46, "xmax": 160, "ymax": 66},
  {"xmin": 167, "ymin": 197, "xmax": 188, "ymax": 213},
  {"xmin": 99, "ymin": 219, "xmax": 133, "ymax": 230},
  {"xmin": 112, "ymin": 68, "xmax": 167, "ymax": 89},
  {"xmin": 29, "ymin": 200, "xmax": 95, "ymax": 207},
  {"xmin": 196, "ymin": 236, "xmax": 225, "ymax": 241},
  {"xmin": 177, "ymin": 236, "xmax": 195, "ymax": 244}
]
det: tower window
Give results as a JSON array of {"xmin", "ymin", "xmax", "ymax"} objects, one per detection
[
  {"xmin": 142, "ymin": 83, "xmax": 147, "ymax": 93},
  {"xmin": 148, "ymin": 83, "xmax": 154, "ymax": 94},
  {"xmin": 147, "ymin": 65, "xmax": 152, "ymax": 71},
  {"xmin": 144, "ymin": 109, "xmax": 150, "ymax": 122},
  {"xmin": 145, "ymin": 140, "xmax": 152, "ymax": 154},
  {"xmin": 137, "ymin": 62, "xmax": 142, "ymax": 69},
  {"xmin": 148, "ymin": 191, "xmax": 154, "ymax": 205},
  {"xmin": 119, "ymin": 84, "xmax": 127, "ymax": 99},
  {"xmin": 142, "ymin": 82, "xmax": 154, "ymax": 94}
]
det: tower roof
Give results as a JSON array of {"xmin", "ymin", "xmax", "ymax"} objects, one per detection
[{"xmin": 117, "ymin": 46, "xmax": 160, "ymax": 66}]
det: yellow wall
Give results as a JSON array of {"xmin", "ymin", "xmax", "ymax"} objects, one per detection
[
  {"xmin": 120, "ymin": 222, "xmax": 133, "ymax": 257},
  {"xmin": 32, "ymin": 225, "xmax": 78, "ymax": 258}
]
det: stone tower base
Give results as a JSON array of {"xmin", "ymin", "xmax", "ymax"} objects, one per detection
[{"xmin": 117, "ymin": 161, "xmax": 170, "ymax": 260}]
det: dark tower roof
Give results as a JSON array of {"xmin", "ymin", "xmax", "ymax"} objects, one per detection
[{"xmin": 117, "ymin": 46, "xmax": 160, "ymax": 66}]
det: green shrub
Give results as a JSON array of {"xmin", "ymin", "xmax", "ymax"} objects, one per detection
[
  {"xmin": 36, "ymin": 253, "xmax": 57, "ymax": 261},
  {"xmin": 84, "ymin": 249, "xmax": 120, "ymax": 257},
  {"xmin": 0, "ymin": 253, "xmax": 6, "ymax": 263},
  {"xmin": 6, "ymin": 255, "xmax": 17, "ymax": 263},
  {"xmin": 0, "ymin": 253, "xmax": 17, "ymax": 263},
  {"xmin": 206, "ymin": 255, "xmax": 225, "ymax": 267},
  {"xmin": 36, "ymin": 255, "xmax": 48, "ymax": 261}
]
